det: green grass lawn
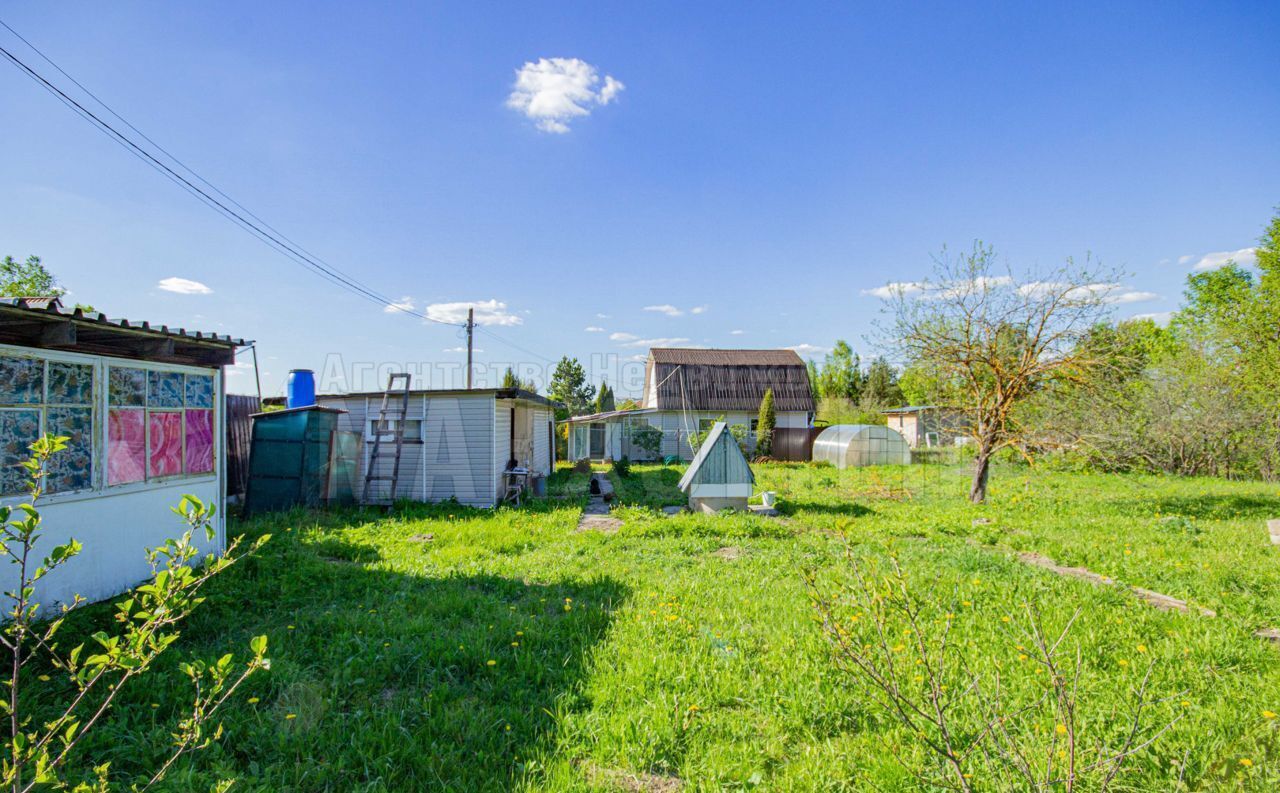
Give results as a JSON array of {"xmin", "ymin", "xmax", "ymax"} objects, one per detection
[{"xmin": 33, "ymin": 461, "xmax": 1280, "ymax": 790}]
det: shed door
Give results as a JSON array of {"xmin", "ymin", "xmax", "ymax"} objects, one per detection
[{"xmin": 589, "ymin": 423, "xmax": 605, "ymax": 458}]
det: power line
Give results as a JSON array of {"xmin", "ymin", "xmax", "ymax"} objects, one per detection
[
  {"xmin": 0, "ymin": 30, "xmax": 460, "ymax": 327},
  {"xmin": 0, "ymin": 22, "xmax": 570, "ymax": 369}
]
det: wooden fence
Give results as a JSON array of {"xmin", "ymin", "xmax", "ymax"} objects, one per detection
[{"xmin": 226, "ymin": 394, "xmax": 259, "ymax": 497}]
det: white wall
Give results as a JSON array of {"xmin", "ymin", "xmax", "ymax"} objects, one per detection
[{"xmin": 21, "ymin": 478, "xmax": 223, "ymax": 613}]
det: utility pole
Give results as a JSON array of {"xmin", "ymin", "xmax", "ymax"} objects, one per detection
[{"xmin": 465, "ymin": 307, "xmax": 475, "ymax": 389}]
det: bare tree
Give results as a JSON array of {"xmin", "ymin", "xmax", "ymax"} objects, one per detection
[{"xmin": 878, "ymin": 243, "xmax": 1120, "ymax": 502}]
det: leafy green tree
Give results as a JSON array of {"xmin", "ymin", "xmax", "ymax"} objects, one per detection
[
  {"xmin": 756, "ymin": 387, "xmax": 776, "ymax": 457},
  {"xmin": 1, "ymin": 255, "xmax": 63, "ymax": 298},
  {"xmin": 806, "ymin": 359, "xmax": 821, "ymax": 400},
  {"xmin": 500, "ymin": 367, "xmax": 526, "ymax": 390},
  {"xmin": 593, "ymin": 380, "xmax": 615, "ymax": 414},
  {"xmin": 861, "ymin": 356, "xmax": 905, "ymax": 408},
  {"xmin": 881, "ymin": 242, "xmax": 1119, "ymax": 502},
  {"xmin": 817, "ymin": 340, "xmax": 862, "ymax": 402},
  {"xmin": 548, "ymin": 356, "xmax": 595, "ymax": 416}
]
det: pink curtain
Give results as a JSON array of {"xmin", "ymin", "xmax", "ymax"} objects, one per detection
[
  {"xmin": 185, "ymin": 409, "xmax": 214, "ymax": 473},
  {"xmin": 148, "ymin": 412, "xmax": 183, "ymax": 478},
  {"xmin": 108, "ymin": 409, "xmax": 145, "ymax": 485}
]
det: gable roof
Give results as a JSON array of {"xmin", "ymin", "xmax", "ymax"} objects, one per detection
[
  {"xmin": 645, "ymin": 348, "xmax": 814, "ymax": 412},
  {"xmin": 678, "ymin": 421, "xmax": 755, "ymax": 491}
]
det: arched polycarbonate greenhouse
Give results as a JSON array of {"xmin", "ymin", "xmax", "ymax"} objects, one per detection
[{"xmin": 811, "ymin": 424, "xmax": 912, "ymax": 468}]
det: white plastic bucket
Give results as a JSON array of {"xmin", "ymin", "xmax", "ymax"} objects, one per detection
[{"xmin": 761, "ymin": 491, "xmax": 777, "ymax": 508}]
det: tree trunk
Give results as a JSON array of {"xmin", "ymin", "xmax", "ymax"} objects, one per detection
[{"xmin": 970, "ymin": 449, "xmax": 992, "ymax": 503}]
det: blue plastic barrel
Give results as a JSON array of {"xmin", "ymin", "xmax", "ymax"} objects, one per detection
[{"xmin": 286, "ymin": 369, "xmax": 316, "ymax": 409}]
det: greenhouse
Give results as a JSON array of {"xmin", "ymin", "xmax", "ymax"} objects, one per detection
[{"xmin": 811, "ymin": 424, "xmax": 912, "ymax": 468}]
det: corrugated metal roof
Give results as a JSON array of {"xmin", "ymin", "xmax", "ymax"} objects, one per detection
[
  {"xmin": 649, "ymin": 348, "xmax": 805, "ymax": 366},
  {"xmin": 0, "ymin": 297, "xmax": 247, "ymax": 346},
  {"xmin": 562, "ymin": 407, "xmax": 656, "ymax": 424},
  {"xmin": 644, "ymin": 348, "xmax": 814, "ymax": 412}
]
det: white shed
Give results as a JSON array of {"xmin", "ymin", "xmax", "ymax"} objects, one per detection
[
  {"xmin": 310, "ymin": 387, "xmax": 558, "ymax": 508},
  {"xmin": 0, "ymin": 298, "xmax": 243, "ymax": 611}
]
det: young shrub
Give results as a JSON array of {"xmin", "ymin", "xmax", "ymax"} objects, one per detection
[
  {"xmin": 1, "ymin": 435, "xmax": 271, "ymax": 792},
  {"xmin": 628, "ymin": 423, "xmax": 664, "ymax": 461},
  {"xmin": 573, "ymin": 458, "xmax": 593, "ymax": 474},
  {"xmin": 807, "ymin": 552, "xmax": 1184, "ymax": 791},
  {"xmin": 611, "ymin": 456, "xmax": 633, "ymax": 479},
  {"xmin": 690, "ymin": 418, "xmax": 750, "ymax": 456},
  {"xmin": 756, "ymin": 388, "xmax": 776, "ymax": 458}
]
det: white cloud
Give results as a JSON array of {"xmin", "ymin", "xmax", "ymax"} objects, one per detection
[
  {"xmin": 443, "ymin": 346, "xmax": 484, "ymax": 353},
  {"xmin": 643, "ymin": 304, "xmax": 684, "ymax": 317},
  {"xmin": 730, "ymin": 329, "xmax": 746, "ymax": 335},
  {"xmin": 862, "ymin": 277, "xmax": 1013, "ymax": 300},
  {"xmin": 595, "ymin": 313, "xmax": 611, "ymax": 319},
  {"xmin": 787, "ymin": 343, "xmax": 829, "ymax": 357},
  {"xmin": 506, "ymin": 57, "xmax": 624, "ymax": 133},
  {"xmin": 157, "ymin": 277, "xmax": 212, "ymax": 295},
  {"xmin": 1017, "ymin": 281, "xmax": 1159, "ymax": 304},
  {"xmin": 609, "ymin": 331, "xmax": 638, "ymax": 342},
  {"xmin": 862, "ymin": 281, "xmax": 926, "ymax": 299},
  {"xmin": 584, "ymin": 326, "xmax": 605, "ymax": 332},
  {"xmin": 642, "ymin": 303, "xmax": 709, "ymax": 317},
  {"xmin": 1107, "ymin": 288, "xmax": 1160, "ymax": 305},
  {"xmin": 1129, "ymin": 311, "xmax": 1174, "ymax": 326},
  {"xmin": 1178, "ymin": 254, "xmax": 1195, "ymax": 265},
  {"xmin": 614, "ymin": 336, "xmax": 691, "ymax": 348},
  {"xmin": 1190, "ymin": 247, "xmax": 1258, "ymax": 271},
  {"xmin": 424, "ymin": 299, "xmax": 522, "ymax": 326},
  {"xmin": 384, "ymin": 296, "xmax": 414, "ymax": 314}
]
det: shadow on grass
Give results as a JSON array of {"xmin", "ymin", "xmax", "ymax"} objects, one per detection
[
  {"xmin": 777, "ymin": 501, "xmax": 876, "ymax": 518},
  {"xmin": 1112, "ymin": 493, "xmax": 1280, "ymax": 521},
  {"xmin": 37, "ymin": 512, "xmax": 626, "ymax": 792}
]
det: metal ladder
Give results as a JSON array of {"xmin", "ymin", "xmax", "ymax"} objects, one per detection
[{"xmin": 362, "ymin": 372, "xmax": 412, "ymax": 507}]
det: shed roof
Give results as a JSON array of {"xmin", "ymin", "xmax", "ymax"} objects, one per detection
[
  {"xmin": 678, "ymin": 421, "xmax": 755, "ymax": 491},
  {"xmin": 295, "ymin": 388, "xmax": 560, "ymax": 410},
  {"xmin": 644, "ymin": 348, "xmax": 814, "ymax": 412},
  {"xmin": 562, "ymin": 407, "xmax": 656, "ymax": 424},
  {"xmin": 0, "ymin": 297, "xmax": 246, "ymax": 367}
]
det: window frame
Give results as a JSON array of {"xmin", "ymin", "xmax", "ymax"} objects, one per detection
[{"xmin": 0, "ymin": 343, "xmax": 221, "ymax": 506}]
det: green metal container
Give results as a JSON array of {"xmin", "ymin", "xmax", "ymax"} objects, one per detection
[{"xmin": 243, "ymin": 406, "xmax": 349, "ymax": 516}]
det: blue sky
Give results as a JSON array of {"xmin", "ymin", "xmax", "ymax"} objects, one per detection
[{"xmin": 2, "ymin": 2, "xmax": 1277, "ymax": 398}]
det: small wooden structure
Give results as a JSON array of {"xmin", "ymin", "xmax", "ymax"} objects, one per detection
[{"xmin": 678, "ymin": 421, "xmax": 754, "ymax": 512}]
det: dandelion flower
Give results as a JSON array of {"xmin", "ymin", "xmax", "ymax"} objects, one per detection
[
  {"xmin": 1264, "ymin": 710, "xmax": 1276, "ymax": 720},
  {"xmin": 1136, "ymin": 644, "xmax": 1147, "ymax": 654},
  {"xmin": 486, "ymin": 659, "xmax": 497, "ymax": 666},
  {"xmin": 1056, "ymin": 724, "xmax": 1067, "ymax": 735},
  {"xmin": 1239, "ymin": 758, "xmax": 1253, "ymax": 768},
  {"xmin": 285, "ymin": 714, "xmax": 297, "ymax": 720},
  {"xmin": 248, "ymin": 697, "xmax": 260, "ymax": 704}
]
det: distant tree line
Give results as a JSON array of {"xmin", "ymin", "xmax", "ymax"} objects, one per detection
[
  {"xmin": 1027, "ymin": 208, "xmax": 1280, "ymax": 480},
  {"xmin": 859, "ymin": 205, "xmax": 1280, "ymax": 501},
  {"xmin": 803, "ymin": 341, "xmax": 906, "ymax": 426}
]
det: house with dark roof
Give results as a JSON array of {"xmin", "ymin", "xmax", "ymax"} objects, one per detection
[{"xmin": 565, "ymin": 348, "xmax": 814, "ymax": 461}]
